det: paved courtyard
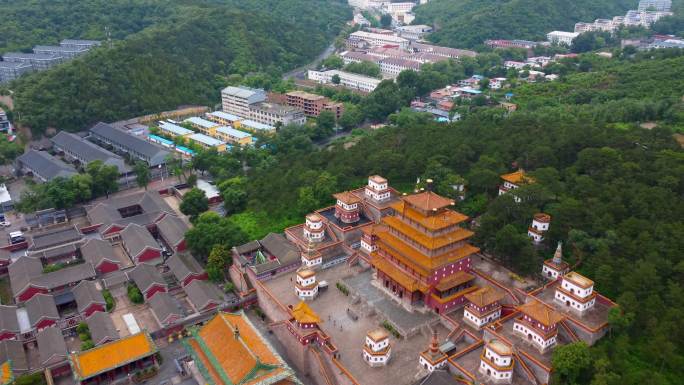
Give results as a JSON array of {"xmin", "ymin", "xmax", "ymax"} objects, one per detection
[{"xmin": 264, "ymin": 263, "xmax": 451, "ymax": 385}]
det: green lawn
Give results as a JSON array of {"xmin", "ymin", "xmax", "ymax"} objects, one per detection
[
  {"xmin": 0, "ymin": 277, "xmax": 12, "ymax": 304},
  {"xmin": 228, "ymin": 211, "xmax": 300, "ymax": 240}
]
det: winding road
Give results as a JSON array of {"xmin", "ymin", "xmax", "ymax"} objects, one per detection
[{"xmin": 282, "ymin": 42, "xmax": 337, "ymax": 80}]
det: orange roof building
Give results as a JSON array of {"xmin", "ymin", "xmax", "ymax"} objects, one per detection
[
  {"xmin": 367, "ymin": 189, "xmax": 479, "ymax": 314},
  {"xmin": 463, "ymin": 286, "xmax": 505, "ymax": 328},
  {"xmin": 183, "ymin": 311, "xmax": 299, "ymax": 385},
  {"xmin": 513, "ymin": 300, "xmax": 564, "ymax": 352},
  {"xmin": 69, "ymin": 332, "xmax": 158, "ymax": 384},
  {"xmin": 498, "ymin": 169, "xmax": 534, "ymax": 200}
]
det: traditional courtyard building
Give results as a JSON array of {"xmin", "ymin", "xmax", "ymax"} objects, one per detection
[
  {"xmin": 513, "ymin": 300, "xmax": 563, "ymax": 353},
  {"xmin": 295, "ymin": 269, "xmax": 318, "ymax": 301},
  {"xmin": 527, "ymin": 213, "xmax": 550, "ymax": 243},
  {"xmin": 542, "ymin": 242, "xmax": 570, "ymax": 280},
  {"xmin": 365, "ymin": 188, "xmax": 480, "ymax": 313},
  {"xmin": 498, "ymin": 169, "xmax": 534, "ymax": 202},
  {"xmin": 363, "ymin": 329, "xmax": 391, "ymax": 367},
  {"xmin": 555, "ymin": 271, "xmax": 596, "ymax": 314},
  {"xmin": 463, "ymin": 286, "xmax": 505, "ymax": 328},
  {"xmin": 479, "ymin": 339, "xmax": 514, "ymax": 383}
]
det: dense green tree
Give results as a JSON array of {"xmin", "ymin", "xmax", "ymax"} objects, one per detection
[
  {"xmin": 85, "ymin": 160, "xmax": 119, "ymax": 198},
  {"xmin": 320, "ymin": 55, "xmax": 344, "ymax": 69},
  {"xmin": 380, "ymin": 13, "xmax": 392, "ymax": 28},
  {"xmin": 185, "ymin": 211, "xmax": 248, "ymax": 259},
  {"xmin": 344, "ymin": 61, "xmax": 381, "ymax": 78},
  {"xmin": 315, "ymin": 110, "xmax": 336, "ymax": 139},
  {"xmin": 331, "ymin": 74, "xmax": 341, "ymax": 84},
  {"xmin": 134, "ymin": 161, "xmax": 150, "ymax": 190},
  {"xmin": 552, "ymin": 342, "xmax": 592, "ymax": 384},
  {"xmin": 338, "ymin": 104, "xmax": 363, "ymax": 130},
  {"xmin": 207, "ymin": 244, "xmax": 231, "ymax": 282},
  {"xmin": 180, "ymin": 187, "xmax": 209, "ymax": 221},
  {"xmin": 219, "ymin": 177, "xmax": 247, "ymax": 214}
]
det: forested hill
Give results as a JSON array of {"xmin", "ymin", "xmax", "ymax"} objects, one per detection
[
  {"xmin": 8, "ymin": 0, "xmax": 351, "ymax": 132},
  {"xmin": 413, "ymin": 0, "xmax": 636, "ymax": 48},
  {"xmin": 0, "ymin": 0, "xmax": 177, "ymax": 55}
]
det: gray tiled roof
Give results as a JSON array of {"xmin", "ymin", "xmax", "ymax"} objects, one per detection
[
  {"xmin": 156, "ymin": 214, "xmax": 189, "ymax": 248},
  {"xmin": 0, "ymin": 305, "xmax": 19, "ymax": 333},
  {"xmin": 120, "ymin": 224, "xmax": 160, "ymax": 260},
  {"xmin": 73, "ymin": 280, "xmax": 105, "ymax": 313},
  {"xmin": 30, "ymin": 243, "xmax": 79, "ymax": 261},
  {"xmin": 86, "ymin": 312, "xmax": 119, "ymax": 345},
  {"xmin": 86, "ymin": 191, "xmax": 173, "ymax": 231},
  {"xmin": 28, "ymin": 225, "xmax": 82, "ymax": 251},
  {"xmin": 8, "ymin": 256, "xmax": 43, "ymax": 298},
  {"xmin": 234, "ymin": 240, "xmax": 260, "ymax": 255},
  {"xmin": 51, "ymin": 131, "xmax": 128, "ymax": 173},
  {"xmin": 260, "ymin": 233, "xmax": 300, "ymax": 266},
  {"xmin": 16, "ymin": 150, "xmax": 77, "ymax": 181},
  {"xmin": 148, "ymin": 292, "xmax": 182, "ymax": 326},
  {"xmin": 90, "ymin": 122, "xmax": 170, "ymax": 166},
  {"xmin": 33, "ymin": 263, "xmax": 96, "ymax": 292},
  {"xmin": 127, "ymin": 264, "xmax": 166, "ymax": 294},
  {"xmin": 167, "ymin": 253, "xmax": 203, "ymax": 283},
  {"xmin": 26, "ymin": 294, "xmax": 59, "ymax": 328},
  {"xmin": 184, "ymin": 280, "xmax": 224, "ymax": 312},
  {"xmin": 36, "ymin": 327, "xmax": 67, "ymax": 367},
  {"xmin": 0, "ymin": 339, "xmax": 28, "ymax": 372},
  {"xmin": 80, "ymin": 238, "xmax": 119, "ymax": 268}
]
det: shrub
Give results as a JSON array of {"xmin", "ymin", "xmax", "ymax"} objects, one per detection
[
  {"xmin": 336, "ymin": 282, "xmax": 349, "ymax": 296},
  {"xmin": 381, "ymin": 320, "xmax": 402, "ymax": 339},
  {"xmin": 80, "ymin": 340, "xmax": 94, "ymax": 351},
  {"xmin": 102, "ymin": 289, "xmax": 115, "ymax": 311},
  {"xmin": 127, "ymin": 284, "xmax": 144, "ymax": 304}
]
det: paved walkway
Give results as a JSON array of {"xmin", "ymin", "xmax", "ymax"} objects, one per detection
[{"xmin": 344, "ymin": 270, "xmax": 437, "ymax": 336}]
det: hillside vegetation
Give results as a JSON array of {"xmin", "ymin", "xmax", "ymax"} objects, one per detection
[
  {"xmin": 0, "ymin": 0, "xmax": 177, "ymax": 54},
  {"xmin": 7, "ymin": 0, "xmax": 350, "ymax": 132},
  {"xmin": 414, "ymin": 0, "xmax": 635, "ymax": 48}
]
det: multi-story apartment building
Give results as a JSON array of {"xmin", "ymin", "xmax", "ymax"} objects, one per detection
[
  {"xmin": 395, "ymin": 25, "xmax": 432, "ymax": 41},
  {"xmin": 285, "ymin": 91, "xmax": 344, "ymax": 119},
  {"xmin": 0, "ymin": 61, "xmax": 33, "ymax": 83},
  {"xmin": 347, "ymin": 31, "xmax": 409, "ymax": 50},
  {"xmin": 638, "ymin": 0, "xmax": 672, "ymax": 11},
  {"xmin": 221, "ymin": 86, "xmax": 267, "ymax": 118},
  {"xmin": 307, "ymin": 69, "xmax": 382, "ymax": 93},
  {"xmin": 59, "ymin": 39, "xmax": 101, "ymax": 50},
  {"xmin": 249, "ymin": 102, "xmax": 306, "ymax": 127},
  {"xmin": 2, "ymin": 53, "xmax": 63, "ymax": 71},
  {"xmin": 409, "ymin": 42, "xmax": 477, "ymax": 58},
  {"xmin": 33, "ymin": 46, "xmax": 88, "ymax": 59},
  {"xmin": 484, "ymin": 40, "xmax": 539, "ymax": 50},
  {"xmin": 379, "ymin": 57, "xmax": 421, "ymax": 77},
  {"xmin": 546, "ymin": 31, "xmax": 580, "ymax": 46}
]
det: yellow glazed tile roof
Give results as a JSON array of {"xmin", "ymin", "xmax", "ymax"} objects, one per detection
[
  {"xmin": 195, "ymin": 312, "xmax": 284, "ymax": 384},
  {"xmin": 291, "ymin": 301, "xmax": 321, "ymax": 324},
  {"xmin": 71, "ymin": 332, "xmax": 156, "ymax": 379},
  {"xmin": 0, "ymin": 362, "xmax": 11, "ymax": 385}
]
